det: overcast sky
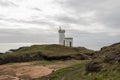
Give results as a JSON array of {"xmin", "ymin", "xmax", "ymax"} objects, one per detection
[{"xmin": 0, "ymin": 0, "xmax": 120, "ymax": 52}]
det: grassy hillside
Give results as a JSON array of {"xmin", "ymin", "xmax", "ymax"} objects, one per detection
[
  {"xmin": 99, "ymin": 42, "xmax": 120, "ymax": 55},
  {"xmin": 5, "ymin": 44, "xmax": 94, "ymax": 56},
  {"xmin": 0, "ymin": 44, "xmax": 94, "ymax": 65},
  {"xmin": 0, "ymin": 43, "xmax": 120, "ymax": 80},
  {"xmin": 38, "ymin": 42, "xmax": 120, "ymax": 80},
  {"xmin": 95, "ymin": 42, "xmax": 120, "ymax": 62}
]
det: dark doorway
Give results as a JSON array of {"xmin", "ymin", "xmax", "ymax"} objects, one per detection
[
  {"xmin": 70, "ymin": 42, "xmax": 72, "ymax": 47},
  {"xmin": 64, "ymin": 40, "xmax": 65, "ymax": 46}
]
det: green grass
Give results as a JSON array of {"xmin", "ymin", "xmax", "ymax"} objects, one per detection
[
  {"xmin": 32, "ymin": 60, "xmax": 84, "ymax": 67},
  {"xmin": 38, "ymin": 60, "xmax": 89, "ymax": 80},
  {"xmin": 73, "ymin": 64, "xmax": 120, "ymax": 80},
  {"xmin": 38, "ymin": 60, "xmax": 120, "ymax": 80},
  {"xmin": 1, "ymin": 44, "xmax": 94, "ymax": 57},
  {"xmin": 32, "ymin": 60, "xmax": 58, "ymax": 66}
]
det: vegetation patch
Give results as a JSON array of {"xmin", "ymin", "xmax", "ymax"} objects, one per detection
[
  {"xmin": 0, "ymin": 44, "xmax": 94, "ymax": 65},
  {"xmin": 37, "ymin": 42, "xmax": 120, "ymax": 80}
]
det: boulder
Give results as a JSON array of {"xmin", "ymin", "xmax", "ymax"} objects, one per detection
[{"xmin": 85, "ymin": 61, "xmax": 102, "ymax": 72}]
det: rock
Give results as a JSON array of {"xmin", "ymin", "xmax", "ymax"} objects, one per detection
[
  {"xmin": 104, "ymin": 53, "xmax": 120, "ymax": 63},
  {"xmin": 85, "ymin": 61, "xmax": 102, "ymax": 72}
]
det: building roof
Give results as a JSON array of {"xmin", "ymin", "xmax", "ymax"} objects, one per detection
[{"xmin": 64, "ymin": 37, "xmax": 73, "ymax": 39}]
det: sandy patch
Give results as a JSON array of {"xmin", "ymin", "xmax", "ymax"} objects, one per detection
[
  {"xmin": 0, "ymin": 60, "xmax": 80, "ymax": 80},
  {"xmin": 0, "ymin": 62, "xmax": 54, "ymax": 80},
  {"xmin": 16, "ymin": 66, "xmax": 53, "ymax": 78}
]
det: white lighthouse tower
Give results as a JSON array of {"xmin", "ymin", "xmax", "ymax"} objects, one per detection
[
  {"xmin": 58, "ymin": 27, "xmax": 65, "ymax": 45},
  {"xmin": 58, "ymin": 27, "xmax": 73, "ymax": 47}
]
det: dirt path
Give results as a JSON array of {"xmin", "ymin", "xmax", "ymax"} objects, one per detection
[
  {"xmin": 61, "ymin": 67, "xmax": 81, "ymax": 80},
  {"xmin": 39, "ymin": 67, "xmax": 81, "ymax": 80}
]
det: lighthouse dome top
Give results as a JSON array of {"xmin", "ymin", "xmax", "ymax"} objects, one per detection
[{"xmin": 58, "ymin": 27, "xmax": 65, "ymax": 33}]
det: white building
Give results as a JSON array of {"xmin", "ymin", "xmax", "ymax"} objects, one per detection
[
  {"xmin": 58, "ymin": 27, "xmax": 65, "ymax": 45},
  {"xmin": 64, "ymin": 38, "xmax": 73, "ymax": 47},
  {"xmin": 58, "ymin": 27, "xmax": 73, "ymax": 47}
]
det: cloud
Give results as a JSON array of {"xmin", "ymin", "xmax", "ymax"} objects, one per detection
[
  {"xmin": 0, "ymin": 0, "xmax": 18, "ymax": 7},
  {"xmin": 96, "ymin": 8, "xmax": 120, "ymax": 28},
  {"xmin": 0, "ymin": 17, "xmax": 56, "ymax": 28},
  {"xmin": 31, "ymin": 7, "xmax": 42, "ymax": 11},
  {"xmin": 56, "ymin": 0, "xmax": 120, "ymax": 29},
  {"xmin": 66, "ymin": 29, "xmax": 120, "ymax": 50},
  {"xmin": 54, "ymin": 15, "xmax": 91, "ymax": 26},
  {"xmin": 0, "ymin": 28, "xmax": 58, "ymax": 43}
]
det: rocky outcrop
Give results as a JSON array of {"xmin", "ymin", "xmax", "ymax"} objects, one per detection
[
  {"xmin": 71, "ymin": 53, "xmax": 92, "ymax": 60},
  {"xmin": 0, "ymin": 52, "xmax": 47, "ymax": 65},
  {"xmin": 8, "ymin": 46, "xmax": 29, "ymax": 52},
  {"xmin": 85, "ymin": 42, "xmax": 120, "ymax": 73},
  {"xmin": 104, "ymin": 53, "xmax": 120, "ymax": 63},
  {"xmin": 0, "ymin": 52, "xmax": 92, "ymax": 65},
  {"xmin": 85, "ymin": 61, "xmax": 102, "ymax": 72}
]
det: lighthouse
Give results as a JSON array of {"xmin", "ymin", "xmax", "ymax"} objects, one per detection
[
  {"xmin": 58, "ymin": 27, "xmax": 73, "ymax": 47},
  {"xmin": 58, "ymin": 27, "xmax": 65, "ymax": 45}
]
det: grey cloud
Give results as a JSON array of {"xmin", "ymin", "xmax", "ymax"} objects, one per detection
[
  {"xmin": 57, "ymin": 0, "xmax": 106, "ymax": 12},
  {"xmin": 0, "ymin": 0, "xmax": 18, "ymax": 7},
  {"xmin": 66, "ymin": 29, "xmax": 120, "ymax": 50},
  {"xmin": 54, "ymin": 15, "xmax": 90, "ymax": 25},
  {"xmin": 96, "ymin": 8, "xmax": 120, "ymax": 28},
  {"xmin": 56, "ymin": 0, "xmax": 120, "ymax": 28},
  {"xmin": 0, "ymin": 17, "xmax": 56, "ymax": 27},
  {"xmin": 0, "ymin": 29, "xmax": 58, "ymax": 43},
  {"xmin": 31, "ymin": 7, "xmax": 42, "ymax": 11}
]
